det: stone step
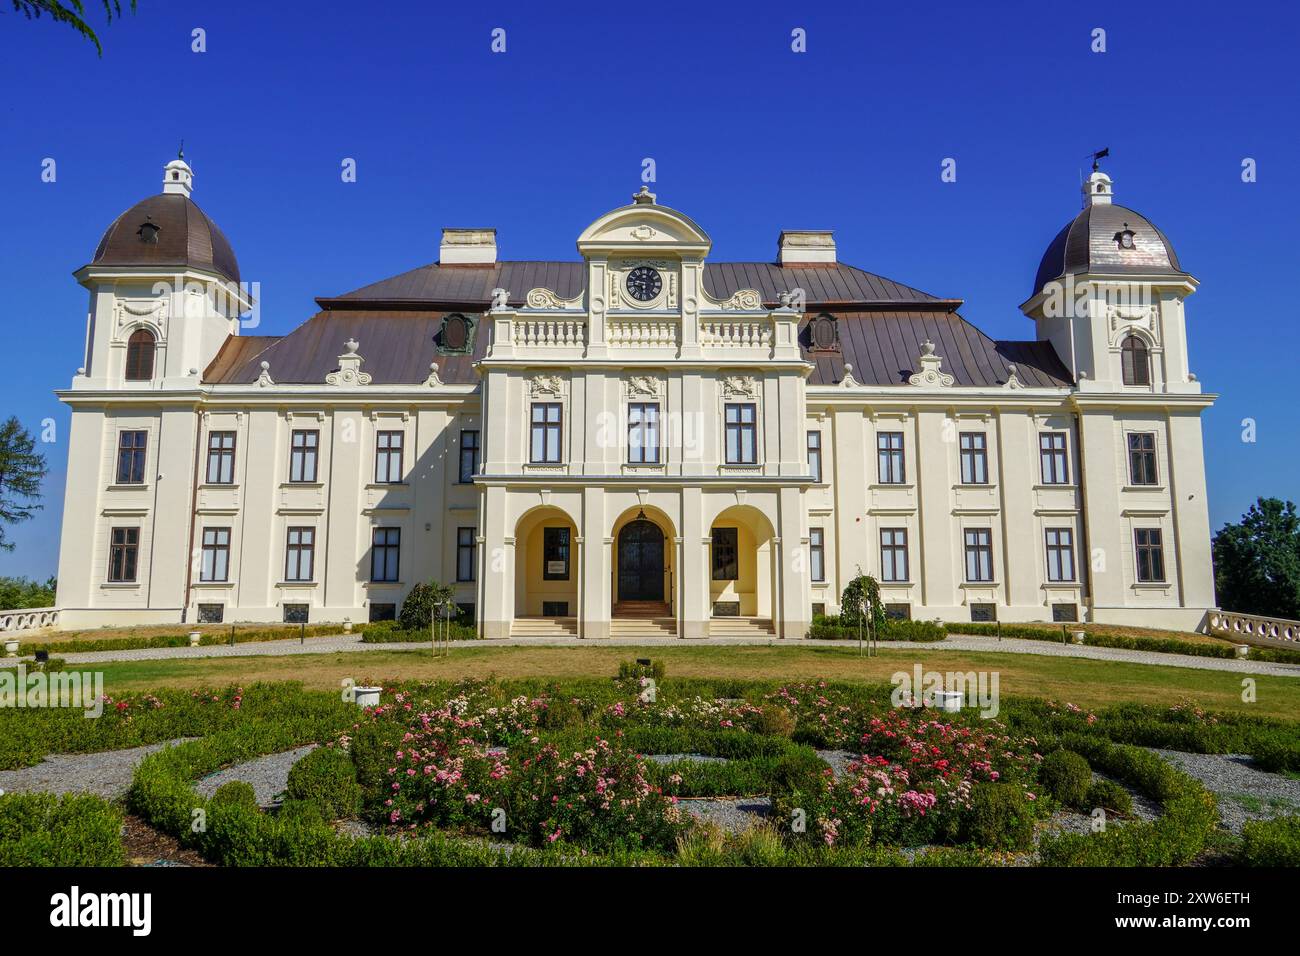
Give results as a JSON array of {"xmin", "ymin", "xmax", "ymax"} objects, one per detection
[
  {"xmin": 510, "ymin": 617, "xmax": 578, "ymax": 638},
  {"xmin": 609, "ymin": 616, "xmax": 677, "ymax": 638},
  {"xmin": 708, "ymin": 617, "xmax": 775, "ymax": 637}
]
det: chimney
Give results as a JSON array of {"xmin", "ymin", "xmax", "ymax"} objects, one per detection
[
  {"xmin": 777, "ymin": 230, "xmax": 836, "ymax": 265},
  {"xmin": 439, "ymin": 228, "xmax": 497, "ymax": 265}
]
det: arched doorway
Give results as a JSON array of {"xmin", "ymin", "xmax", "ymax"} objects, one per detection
[{"xmin": 617, "ymin": 519, "xmax": 664, "ymax": 602}]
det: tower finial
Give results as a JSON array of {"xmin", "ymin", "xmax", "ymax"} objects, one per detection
[{"xmin": 178, "ymin": 139, "xmax": 185, "ymax": 161}]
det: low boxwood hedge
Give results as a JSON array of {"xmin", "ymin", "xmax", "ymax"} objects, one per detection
[
  {"xmin": 285, "ymin": 745, "xmax": 362, "ymax": 820},
  {"xmin": 1238, "ymin": 815, "xmax": 1300, "ymax": 866},
  {"xmin": 0, "ymin": 792, "xmax": 125, "ymax": 866},
  {"xmin": 808, "ymin": 618, "xmax": 945, "ymax": 642}
]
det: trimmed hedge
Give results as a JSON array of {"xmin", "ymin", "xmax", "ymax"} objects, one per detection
[
  {"xmin": 809, "ymin": 618, "xmax": 945, "ymax": 642},
  {"xmin": 0, "ymin": 792, "xmax": 125, "ymax": 866},
  {"xmin": 21, "ymin": 622, "xmax": 361, "ymax": 657},
  {"xmin": 285, "ymin": 746, "xmax": 362, "ymax": 820},
  {"xmin": 360, "ymin": 620, "xmax": 478, "ymax": 643},
  {"xmin": 961, "ymin": 783, "xmax": 1036, "ymax": 851},
  {"xmin": 1238, "ymin": 815, "xmax": 1300, "ymax": 866},
  {"xmin": 1041, "ymin": 750, "xmax": 1092, "ymax": 808},
  {"xmin": 947, "ymin": 621, "xmax": 1300, "ymax": 665},
  {"xmin": 1037, "ymin": 735, "xmax": 1218, "ymax": 866}
]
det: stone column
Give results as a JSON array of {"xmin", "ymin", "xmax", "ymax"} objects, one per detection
[
  {"xmin": 479, "ymin": 484, "xmax": 512, "ymax": 639},
  {"xmin": 777, "ymin": 485, "xmax": 809, "ymax": 638},
  {"xmin": 680, "ymin": 486, "xmax": 709, "ymax": 638},
  {"xmin": 580, "ymin": 486, "xmax": 609, "ymax": 639}
]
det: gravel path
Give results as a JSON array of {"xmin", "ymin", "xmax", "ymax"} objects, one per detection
[
  {"xmin": 3, "ymin": 631, "xmax": 1293, "ymax": 677},
  {"xmin": 194, "ymin": 745, "xmax": 317, "ymax": 807},
  {"xmin": 0, "ymin": 738, "xmax": 193, "ymax": 800},
  {"xmin": 1152, "ymin": 749, "xmax": 1300, "ymax": 833},
  {"xmin": 677, "ymin": 797, "xmax": 772, "ymax": 832}
]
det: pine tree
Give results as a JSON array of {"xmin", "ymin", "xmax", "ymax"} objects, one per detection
[{"xmin": 0, "ymin": 417, "xmax": 46, "ymax": 551}]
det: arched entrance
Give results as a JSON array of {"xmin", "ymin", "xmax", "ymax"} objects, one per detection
[{"xmin": 617, "ymin": 519, "xmax": 665, "ymax": 602}]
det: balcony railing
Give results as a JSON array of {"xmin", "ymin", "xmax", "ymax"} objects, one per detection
[
  {"xmin": 513, "ymin": 317, "xmax": 587, "ymax": 349},
  {"xmin": 700, "ymin": 318, "xmax": 773, "ymax": 349},
  {"xmin": 1207, "ymin": 609, "xmax": 1300, "ymax": 648},
  {"xmin": 0, "ymin": 607, "xmax": 59, "ymax": 633}
]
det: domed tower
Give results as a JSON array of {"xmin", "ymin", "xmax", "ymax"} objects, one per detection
[
  {"xmin": 71, "ymin": 154, "xmax": 251, "ymax": 389},
  {"xmin": 1022, "ymin": 168, "xmax": 1200, "ymax": 394}
]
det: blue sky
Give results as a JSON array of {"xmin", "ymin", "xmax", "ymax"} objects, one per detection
[{"xmin": 0, "ymin": 0, "xmax": 1296, "ymax": 579}]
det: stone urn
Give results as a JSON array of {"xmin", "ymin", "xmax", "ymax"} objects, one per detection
[
  {"xmin": 3, "ymin": 638, "xmax": 18, "ymax": 658},
  {"xmin": 343, "ymin": 618, "xmax": 353, "ymax": 634},
  {"xmin": 1070, "ymin": 629, "xmax": 1086, "ymax": 645},
  {"xmin": 188, "ymin": 631, "xmax": 201, "ymax": 647},
  {"xmin": 1234, "ymin": 644, "xmax": 1250, "ymax": 659},
  {"xmin": 353, "ymin": 686, "xmax": 382, "ymax": 708}
]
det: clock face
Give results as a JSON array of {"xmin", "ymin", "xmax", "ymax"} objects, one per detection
[{"xmin": 625, "ymin": 266, "xmax": 663, "ymax": 302}]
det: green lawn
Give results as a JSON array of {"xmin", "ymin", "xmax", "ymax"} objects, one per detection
[{"xmin": 81, "ymin": 643, "xmax": 1299, "ymax": 719}]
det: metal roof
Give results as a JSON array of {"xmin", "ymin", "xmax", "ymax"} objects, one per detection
[
  {"xmin": 203, "ymin": 308, "xmax": 1070, "ymax": 389},
  {"xmin": 317, "ymin": 261, "xmax": 951, "ymax": 310},
  {"xmin": 1032, "ymin": 202, "xmax": 1183, "ymax": 298},
  {"xmin": 90, "ymin": 193, "xmax": 240, "ymax": 283}
]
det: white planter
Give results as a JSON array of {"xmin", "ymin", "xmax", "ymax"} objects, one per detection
[
  {"xmin": 931, "ymin": 690, "xmax": 963, "ymax": 712},
  {"xmin": 1070, "ymin": 630, "xmax": 1086, "ymax": 645},
  {"xmin": 188, "ymin": 631, "xmax": 201, "ymax": 647},
  {"xmin": 1234, "ymin": 644, "xmax": 1250, "ymax": 659},
  {"xmin": 3, "ymin": 639, "xmax": 18, "ymax": 658},
  {"xmin": 353, "ymin": 686, "xmax": 382, "ymax": 708},
  {"xmin": 343, "ymin": 618, "xmax": 353, "ymax": 634}
]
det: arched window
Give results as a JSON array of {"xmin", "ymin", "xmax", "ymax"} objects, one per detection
[
  {"xmin": 1120, "ymin": 334, "xmax": 1150, "ymax": 386},
  {"xmin": 124, "ymin": 329, "xmax": 156, "ymax": 382}
]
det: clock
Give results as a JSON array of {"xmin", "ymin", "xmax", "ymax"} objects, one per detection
[{"xmin": 625, "ymin": 266, "xmax": 663, "ymax": 302}]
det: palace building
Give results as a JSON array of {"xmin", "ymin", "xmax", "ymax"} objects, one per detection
[{"xmin": 53, "ymin": 159, "xmax": 1217, "ymax": 637}]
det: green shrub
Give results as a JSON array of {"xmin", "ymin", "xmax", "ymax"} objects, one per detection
[
  {"xmin": 398, "ymin": 580, "xmax": 455, "ymax": 631},
  {"xmin": 752, "ymin": 704, "xmax": 796, "ymax": 738},
  {"xmin": 0, "ymin": 792, "xmax": 125, "ymax": 866},
  {"xmin": 961, "ymin": 783, "xmax": 1036, "ymax": 850},
  {"xmin": 618, "ymin": 659, "xmax": 666, "ymax": 682},
  {"xmin": 839, "ymin": 572, "xmax": 885, "ymax": 631},
  {"xmin": 1239, "ymin": 816, "xmax": 1300, "ymax": 866},
  {"xmin": 210, "ymin": 780, "xmax": 258, "ymax": 811},
  {"xmin": 1041, "ymin": 750, "xmax": 1092, "ymax": 808},
  {"xmin": 285, "ymin": 746, "xmax": 362, "ymax": 819},
  {"xmin": 808, "ymin": 618, "xmax": 944, "ymax": 641},
  {"xmin": 1085, "ymin": 779, "xmax": 1134, "ymax": 816}
]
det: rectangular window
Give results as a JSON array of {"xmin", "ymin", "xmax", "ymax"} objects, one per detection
[
  {"xmin": 200, "ymin": 527, "xmax": 231, "ymax": 583},
  {"xmin": 964, "ymin": 528, "xmax": 994, "ymax": 582},
  {"xmin": 885, "ymin": 603, "xmax": 912, "ymax": 621},
  {"xmin": 284, "ymin": 527, "xmax": 315, "ymax": 582},
  {"xmin": 1052, "ymin": 603, "xmax": 1079, "ymax": 623},
  {"xmin": 115, "ymin": 430, "xmax": 147, "ymax": 484},
  {"xmin": 283, "ymin": 603, "xmax": 309, "ymax": 624},
  {"xmin": 711, "ymin": 527, "xmax": 739, "ymax": 580},
  {"xmin": 809, "ymin": 528, "xmax": 825, "ymax": 582},
  {"xmin": 369, "ymin": 603, "xmax": 396, "ymax": 623},
  {"xmin": 375, "ymin": 431, "xmax": 404, "ymax": 483},
  {"xmin": 724, "ymin": 404, "xmax": 757, "ymax": 464},
  {"xmin": 807, "ymin": 431, "xmax": 822, "ymax": 483},
  {"xmin": 205, "ymin": 431, "xmax": 236, "ymax": 484},
  {"xmin": 370, "ymin": 527, "xmax": 400, "ymax": 583},
  {"xmin": 289, "ymin": 429, "xmax": 319, "ymax": 483},
  {"xmin": 456, "ymin": 527, "xmax": 477, "ymax": 582},
  {"xmin": 1128, "ymin": 433, "xmax": 1158, "ymax": 486},
  {"xmin": 108, "ymin": 527, "xmax": 139, "ymax": 583},
  {"xmin": 1039, "ymin": 432, "xmax": 1070, "ymax": 484},
  {"xmin": 197, "ymin": 603, "xmax": 224, "ymax": 624},
  {"xmin": 959, "ymin": 433, "xmax": 988, "ymax": 484},
  {"xmin": 877, "ymin": 432, "xmax": 905, "ymax": 484},
  {"xmin": 880, "ymin": 528, "xmax": 909, "ymax": 582},
  {"xmin": 627, "ymin": 403, "xmax": 660, "ymax": 464},
  {"xmin": 530, "ymin": 403, "xmax": 562, "ymax": 464},
  {"xmin": 458, "ymin": 429, "xmax": 480, "ymax": 483},
  {"xmin": 1135, "ymin": 528, "xmax": 1165, "ymax": 583},
  {"xmin": 542, "ymin": 527, "xmax": 570, "ymax": 580},
  {"xmin": 969, "ymin": 603, "xmax": 997, "ymax": 623},
  {"xmin": 1045, "ymin": 527, "xmax": 1076, "ymax": 582}
]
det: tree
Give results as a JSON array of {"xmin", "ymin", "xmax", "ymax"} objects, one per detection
[
  {"xmin": 1212, "ymin": 497, "xmax": 1300, "ymax": 620},
  {"xmin": 0, "ymin": 417, "xmax": 46, "ymax": 551},
  {"xmin": 9, "ymin": 1, "xmax": 137, "ymax": 56},
  {"xmin": 840, "ymin": 568, "xmax": 885, "ymax": 632}
]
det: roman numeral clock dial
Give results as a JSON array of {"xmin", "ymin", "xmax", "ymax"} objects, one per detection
[{"xmin": 625, "ymin": 266, "xmax": 662, "ymax": 302}]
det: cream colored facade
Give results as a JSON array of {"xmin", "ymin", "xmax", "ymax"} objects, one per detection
[{"xmin": 53, "ymin": 164, "xmax": 1218, "ymax": 635}]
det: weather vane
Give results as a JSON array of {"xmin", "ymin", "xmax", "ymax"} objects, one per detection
[
  {"xmin": 178, "ymin": 139, "xmax": 185, "ymax": 161},
  {"xmin": 1090, "ymin": 147, "xmax": 1109, "ymax": 172}
]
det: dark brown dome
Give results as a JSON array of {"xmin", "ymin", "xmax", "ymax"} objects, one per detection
[
  {"xmin": 1032, "ymin": 201, "xmax": 1182, "ymax": 298},
  {"xmin": 91, "ymin": 193, "xmax": 239, "ymax": 284}
]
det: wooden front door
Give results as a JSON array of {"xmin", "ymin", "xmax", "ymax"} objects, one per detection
[{"xmin": 617, "ymin": 520, "xmax": 664, "ymax": 602}]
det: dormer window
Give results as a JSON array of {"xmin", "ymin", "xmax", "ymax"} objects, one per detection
[
  {"xmin": 438, "ymin": 313, "xmax": 473, "ymax": 353},
  {"xmin": 808, "ymin": 313, "xmax": 839, "ymax": 352},
  {"xmin": 1115, "ymin": 224, "xmax": 1136, "ymax": 250},
  {"xmin": 137, "ymin": 217, "xmax": 161, "ymax": 244}
]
